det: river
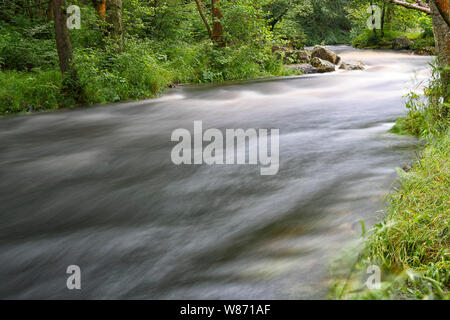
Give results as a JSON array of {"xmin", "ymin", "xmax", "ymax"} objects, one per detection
[{"xmin": 0, "ymin": 46, "xmax": 431, "ymax": 299}]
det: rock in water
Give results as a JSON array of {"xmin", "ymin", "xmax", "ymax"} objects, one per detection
[
  {"xmin": 339, "ymin": 61, "xmax": 365, "ymax": 70},
  {"xmin": 310, "ymin": 57, "xmax": 336, "ymax": 73},
  {"xmin": 311, "ymin": 46, "xmax": 341, "ymax": 64},
  {"xmin": 392, "ymin": 36, "xmax": 413, "ymax": 50},
  {"xmin": 414, "ymin": 46, "xmax": 436, "ymax": 56},
  {"xmin": 285, "ymin": 63, "xmax": 317, "ymax": 74}
]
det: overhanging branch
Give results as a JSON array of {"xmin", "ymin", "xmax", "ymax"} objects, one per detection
[{"xmin": 389, "ymin": 0, "xmax": 431, "ymax": 14}]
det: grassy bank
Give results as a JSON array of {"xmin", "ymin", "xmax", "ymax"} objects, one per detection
[
  {"xmin": 0, "ymin": 39, "xmax": 293, "ymax": 115},
  {"xmin": 330, "ymin": 68, "xmax": 449, "ymax": 300},
  {"xmin": 352, "ymin": 29, "xmax": 435, "ymax": 52}
]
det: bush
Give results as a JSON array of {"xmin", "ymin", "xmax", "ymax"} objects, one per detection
[
  {"xmin": 157, "ymin": 40, "xmax": 283, "ymax": 84},
  {"xmin": 0, "ymin": 23, "xmax": 58, "ymax": 71},
  {"xmin": 74, "ymin": 43, "xmax": 172, "ymax": 104},
  {"xmin": 0, "ymin": 70, "xmax": 61, "ymax": 114},
  {"xmin": 418, "ymin": 16, "xmax": 434, "ymax": 39},
  {"xmin": 391, "ymin": 64, "xmax": 449, "ymax": 136}
]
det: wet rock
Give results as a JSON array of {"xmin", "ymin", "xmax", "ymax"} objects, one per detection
[
  {"xmin": 286, "ymin": 63, "xmax": 317, "ymax": 74},
  {"xmin": 339, "ymin": 61, "xmax": 365, "ymax": 70},
  {"xmin": 311, "ymin": 45, "xmax": 341, "ymax": 64},
  {"xmin": 310, "ymin": 57, "xmax": 336, "ymax": 73},
  {"xmin": 414, "ymin": 46, "xmax": 436, "ymax": 56},
  {"xmin": 392, "ymin": 36, "xmax": 413, "ymax": 50}
]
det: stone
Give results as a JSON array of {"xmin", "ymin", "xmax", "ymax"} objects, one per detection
[
  {"xmin": 339, "ymin": 61, "xmax": 365, "ymax": 70},
  {"xmin": 310, "ymin": 57, "xmax": 336, "ymax": 73},
  {"xmin": 285, "ymin": 63, "xmax": 317, "ymax": 74},
  {"xmin": 311, "ymin": 45, "xmax": 341, "ymax": 64},
  {"xmin": 414, "ymin": 46, "xmax": 436, "ymax": 56},
  {"xmin": 392, "ymin": 36, "xmax": 413, "ymax": 50}
]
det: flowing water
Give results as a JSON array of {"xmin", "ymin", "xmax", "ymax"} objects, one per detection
[{"xmin": 0, "ymin": 46, "xmax": 431, "ymax": 299}]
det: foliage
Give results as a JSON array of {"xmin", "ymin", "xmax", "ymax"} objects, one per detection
[
  {"xmin": 330, "ymin": 131, "xmax": 449, "ymax": 299},
  {"xmin": 391, "ymin": 63, "xmax": 449, "ymax": 136},
  {"xmin": 348, "ymin": 0, "xmax": 433, "ymax": 49},
  {"xmin": 0, "ymin": 0, "xmax": 442, "ymax": 115},
  {"xmin": 330, "ymin": 61, "xmax": 450, "ymax": 300},
  {"xmin": 0, "ymin": 70, "xmax": 61, "ymax": 114},
  {"xmin": 265, "ymin": 0, "xmax": 352, "ymax": 47},
  {"xmin": 0, "ymin": 22, "xmax": 58, "ymax": 71}
]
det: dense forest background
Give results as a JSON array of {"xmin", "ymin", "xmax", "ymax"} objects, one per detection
[{"xmin": 0, "ymin": 0, "xmax": 439, "ymax": 113}]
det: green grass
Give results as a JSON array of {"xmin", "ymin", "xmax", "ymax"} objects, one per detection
[
  {"xmin": 330, "ymin": 66, "xmax": 449, "ymax": 300},
  {"xmin": 0, "ymin": 70, "xmax": 62, "ymax": 114},
  {"xmin": 330, "ymin": 132, "xmax": 449, "ymax": 299},
  {"xmin": 352, "ymin": 29, "xmax": 434, "ymax": 50},
  {"xmin": 0, "ymin": 39, "xmax": 286, "ymax": 115}
]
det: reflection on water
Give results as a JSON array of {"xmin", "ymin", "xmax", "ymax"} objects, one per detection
[{"xmin": 0, "ymin": 46, "xmax": 431, "ymax": 299}]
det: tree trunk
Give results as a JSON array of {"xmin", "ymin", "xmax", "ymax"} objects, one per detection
[
  {"xmin": 52, "ymin": 0, "xmax": 74, "ymax": 76},
  {"xmin": 97, "ymin": 0, "xmax": 106, "ymax": 20},
  {"xmin": 194, "ymin": 0, "xmax": 212, "ymax": 38},
  {"xmin": 381, "ymin": 1, "xmax": 387, "ymax": 37},
  {"xmin": 47, "ymin": 0, "xmax": 53, "ymax": 21},
  {"xmin": 52, "ymin": 0, "xmax": 83, "ymax": 102},
  {"xmin": 429, "ymin": 0, "xmax": 450, "ymax": 102},
  {"xmin": 106, "ymin": 0, "xmax": 123, "ymax": 52},
  {"xmin": 211, "ymin": 0, "xmax": 224, "ymax": 47}
]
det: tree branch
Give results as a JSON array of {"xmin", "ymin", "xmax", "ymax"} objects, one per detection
[
  {"xmin": 194, "ymin": 0, "xmax": 212, "ymax": 38},
  {"xmin": 389, "ymin": 0, "xmax": 431, "ymax": 14}
]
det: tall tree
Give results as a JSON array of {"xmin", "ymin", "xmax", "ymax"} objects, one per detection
[
  {"xmin": 95, "ymin": 0, "xmax": 107, "ymax": 20},
  {"xmin": 194, "ymin": 0, "xmax": 224, "ymax": 46},
  {"xmin": 380, "ymin": 0, "xmax": 387, "ymax": 37},
  {"xmin": 211, "ymin": 0, "xmax": 224, "ymax": 46},
  {"xmin": 389, "ymin": 0, "xmax": 449, "ymax": 101},
  {"xmin": 194, "ymin": 0, "xmax": 212, "ymax": 38},
  {"xmin": 52, "ymin": 0, "xmax": 74, "ymax": 76},
  {"xmin": 429, "ymin": 0, "xmax": 449, "ymax": 102},
  {"xmin": 52, "ymin": 0, "xmax": 83, "ymax": 101},
  {"xmin": 106, "ymin": 0, "xmax": 123, "ymax": 52}
]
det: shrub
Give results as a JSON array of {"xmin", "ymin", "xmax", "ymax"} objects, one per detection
[
  {"xmin": 0, "ymin": 70, "xmax": 61, "ymax": 114},
  {"xmin": 0, "ymin": 23, "xmax": 58, "ymax": 71},
  {"xmin": 75, "ymin": 40, "xmax": 172, "ymax": 104}
]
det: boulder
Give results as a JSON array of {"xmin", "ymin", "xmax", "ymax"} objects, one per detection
[
  {"xmin": 295, "ymin": 49, "xmax": 311, "ymax": 63},
  {"xmin": 339, "ymin": 61, "xmax": 365, "ymax": 71},
  {"xmin": 392, "ymin": 36, "xmax": 413, "ymax": 50},
  {"xmin": 285, "ymin": 63, "xmax": 317, "ymax": 74},
  {"xmin": 414, "ymin": 46, "xmax": 436, "ymax": 56},
  {"xmin": 310, "ymin": 57, "xmax": 336, "ymax": 73},
  {"xmin": 311, "ymin": 45, "xmax": 341, "ymax": 64}
]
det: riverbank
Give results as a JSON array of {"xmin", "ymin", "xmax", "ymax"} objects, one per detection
[
  {"xmin": 0, "ymin": 44, "xmax": 366, "ymax": 116},
  {"xmin": 330, "ymin": 73, "xmax": 449, "ymax": 299},
  {"xmin": 352, "ymin": 30, "xmax": 435, "ymax": 55},
  {"xmin": 0, "ymin": 46, "xmax": 432, "ymax": 299},
  {"xmin": 331, "ymin": 131, "xmax": 449, "ymax": 299},
  {"xmin": 0, "ymin": 40, "xmax": 301, "ymax": 116}
]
